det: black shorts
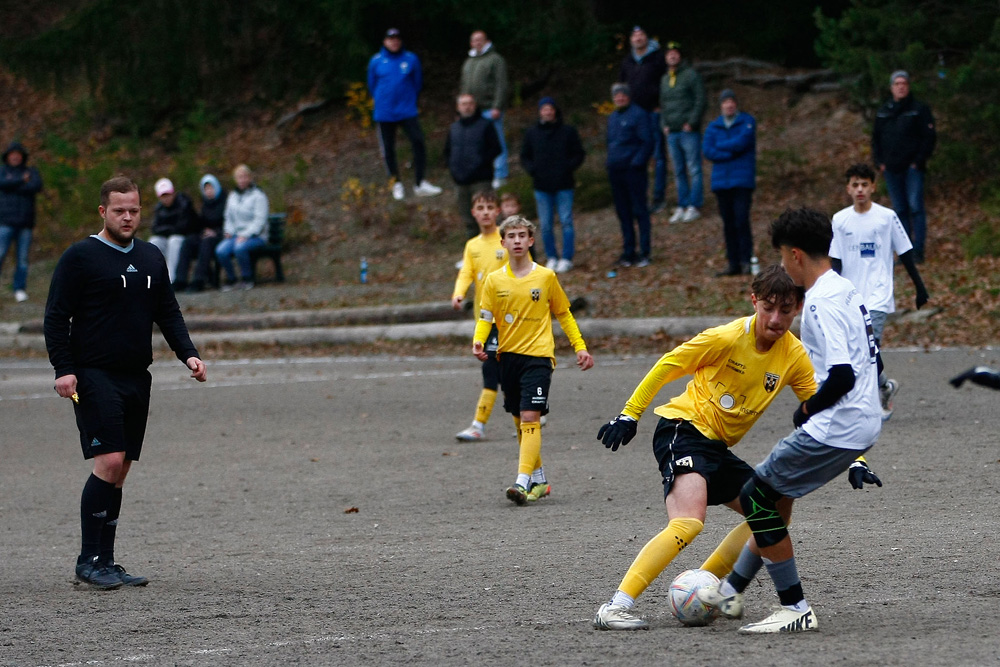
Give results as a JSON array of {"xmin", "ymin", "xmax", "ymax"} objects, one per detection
[
  {"xmin": 73, "ymin": 368, "xmax": 152, "ymax": 461},
  {"xmin": 498, "ymin": 353, "xmax": 551, "ymax": 416},
  {"xmin": 651, "ymin": 418, "xmax": 754, "ymax": 504},
  {"xmin": 481, "ymin": 325, "xmax": 500, "ymax": 390}
]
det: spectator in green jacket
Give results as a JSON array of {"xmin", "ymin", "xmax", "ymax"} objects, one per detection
[
  {"xmin": 460, "ymin": 30, "xmax": 510, "ymax": 189},
  {"xmin": 660, "ymin": 41, "xmax": 706, "ymax": 224}
]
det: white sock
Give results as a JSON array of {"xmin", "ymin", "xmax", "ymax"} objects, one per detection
[
  {"xmin": 784, "ymin": 600, "xmax": 810, "ymax": 613},
  {"xmin": 719, "ymin": 580, "xmax": 738, "ymax": 597},
  {"xmin": 610, "ymin": 590, "xmax": 636, "ymax": 609},
  {"xmin": 531, "ymin": 467, "xmax": 546, "ymax": 485},
  {"xmin": 472, "ymin": 420, "xmax": 484, "ymax": 430},
  {"xmin": 515, "ymin": 473, "xmax": 531, "ymax": 489}
]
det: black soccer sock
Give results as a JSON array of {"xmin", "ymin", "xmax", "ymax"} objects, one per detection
[
  {"xmin": 99, "ymin": 486, "xmax": 124, "ymax": 564},
  {"xmin": 80, "ymin": 474, "xmax": 116, "ymax": 561}
]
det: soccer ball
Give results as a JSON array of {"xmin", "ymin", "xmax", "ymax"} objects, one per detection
[{"xmin": 668, "ymin": 569, "xmax": 720, "ymax": 626}]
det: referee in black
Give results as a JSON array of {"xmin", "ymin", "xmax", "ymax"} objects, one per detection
[{"xmin": 44, "ymin": 176, "xmax": 207, "ymax": 589}]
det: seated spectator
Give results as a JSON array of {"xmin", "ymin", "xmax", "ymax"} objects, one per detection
[
  {"xmin": 181, "ymin": 174, "xmax": 228, "ymax": 292},
  {"xmin": 149, "ymin": 178, "xmax": 197, "ymax": 286},
  {"xmin": 215, "ymin": 164, "xmax": 269, "ymax": 291}
]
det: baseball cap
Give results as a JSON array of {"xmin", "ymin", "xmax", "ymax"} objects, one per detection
[
  {"xmin": 154, "ymin": 178, "xmax": 174, "ymax": 197},
  {"xmin": 666, "ymin": 41, "xmax": 682, "ymax": 52},
  {"xmin": 385, "ymin": 28, "xmax": 401, "ymax": 38}
]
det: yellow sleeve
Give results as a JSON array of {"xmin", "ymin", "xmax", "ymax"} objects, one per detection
[
  {"xmin": 474, "ymin": 318, "xmax": 492, "ymax": 344},
  {"xmin": 452, "ymin": 242, "xmax": 475, "ymax": 299},
  {"xmin": 621, "ymin": 332, "xmax": 724, "ymax": 420},
  {"xmin": 474, "ymin": 273, "xmax": 496, "ymax": 345}
]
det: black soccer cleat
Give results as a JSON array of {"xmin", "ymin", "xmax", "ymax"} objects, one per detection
[
  {"xmin": 75, "ymin": 556, "xmax": 123, "ymax": 590},
  {"xmin": 107, "ymin": 562, "xmax": 149, "ymax": 587}
]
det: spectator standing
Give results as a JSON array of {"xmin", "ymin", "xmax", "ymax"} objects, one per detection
[
  {"xmin": 703, "ymin": 89, "xmax": 757, "ymax": 277},
  {"xmin": 520, "ymin": 97, "xmax": 586, "ymax": 273},
  {"xmin": 0, "ymin": 141, "xmax": 43, "ymax": 302},
  {"xmin": 460, "ymin": 30, "xmax": 510, "ymax": 189},
  {"xmin": 367, "ymin": 27, "xmax": 443, "ymax": 202},
  {"xmin": 872, "ymin": 70, "xmax": 935, "ymax": 263},
  {"xmin": 660, "ymin": 41, "xmax": 706, "ymax": 223},
  {"xmin": 216, "ymin": 164, "xmax": 268, "ymax": 291},
  {"xmin": 149, "ymin": 178, "xmax": 197, "ymax": 287},
  {"xmin": 619, "ymin": 26, "xmax": 667, "ymax": 213},
  {"xmin": 606, "ymin": 83, "xmax": 655, "ymax": 267},
  {"xmin": 181, "ymin": 174, "xmax": 227, "ymax": 293},
  {"xmin": 44, "ymin": 176, "xmax": 207, "ymax": 589},
  {"xmin": 444, "ymin": 94, "xmax": 502, "ymax": 238}
]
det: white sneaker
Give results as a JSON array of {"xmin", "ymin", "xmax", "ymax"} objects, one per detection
[
  {"xmin": 546, "ymin": 257, "xmax": 559, "ymax": 270},
  {"xmin": 14, "ymin": 290, "xmax": 28, "ymax": 302},
  {"xmin": 491, "ymin": 178, "xmax": 506, "ymax": 190},
  {"xmin": 738, "ymin": 606, "xmax": 818, "ymax": 634},
  {"xmin": 682, "ymin": 206, "xmax": 701, "ymax": 222},
  {"xmin": 392, "ymin": 182, "xmax": 405, "ymax": 201},
  {"xmin": 593, "ymin": 603, "xmax": 648, "ymax": 631},
  {"xmin": 413, "ymin": 181, "xmax": 442, "ymax": 197},
  {"xmin": 880, "ymin": 378, "xmax": 899, "ymax": 422},
  {"xmin": 455, "ymin": 424, "xmax": 485, "ymax": 441},
  {"xmin": 696, "ymin": 582, "xmax": 744, "ymax": 619},
  {"xmin": 556, "ymin": 258, "xmax": 572, "ymax": 273},
  {"xmin": 668, "ymin": 206, "xmax": 685, "ymax": 223},
  {"xmin": 540, "ymin": 415, "xmax": 547, "ymax": 427}
]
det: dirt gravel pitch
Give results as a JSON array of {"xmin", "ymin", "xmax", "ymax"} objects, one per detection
[{"xmin": 1, "ymin": 347, "xmax": 998, "ymax": 666}]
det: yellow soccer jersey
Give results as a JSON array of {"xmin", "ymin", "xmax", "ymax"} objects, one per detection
[
  {"xmin": 621, "ymin": 316, "xmax": 816, "ymax": 446},
  {"xmin": 453, "ymin": 230, "xmax": 507, "ymax": 311},
  {"xmin": 474, "ymin": 263, "xmax": 587, "ymax": 365}
]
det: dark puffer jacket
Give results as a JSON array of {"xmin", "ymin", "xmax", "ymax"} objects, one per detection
[
  {"xmin": 0, "ymin": 142, "xmax": 43, "ymax": 229},
  {"xmin": 872, "ymin": 94, "xmax": 936, "ymax": 172},
  {"xmin": 151, "ymin": 192, "xmax": 198, "ymax": 236},
  {"xmin": 444, "ymin": 113, "xmax": 502, "ymax": 185},
  {"xmin": 520, "ymin": 105, "xmax": 586, "ymax": 193}
]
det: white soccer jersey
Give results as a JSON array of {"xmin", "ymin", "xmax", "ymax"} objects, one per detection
[
  {"xmin": 829, "ymin": 202, "xmax": 913, "ymax": 313},
  {"xmin": 799, "ymin": 270, "xmax": 881, "ymax": 450}
]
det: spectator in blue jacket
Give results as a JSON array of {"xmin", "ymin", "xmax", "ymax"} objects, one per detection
[
  {"xmin": 0, "ymin": 141, "xmax": 43, "ymax": 302},
  {"xmin": 703, "ymin": 89, "xmax": 756, "ymax": 276},
  {"xmin": 367, "ymin": 28, "xmax": 442, "ymax": 202},
  {"xmin": 606, "ymin": 83, "xmax": 655, "ymax": 267}
]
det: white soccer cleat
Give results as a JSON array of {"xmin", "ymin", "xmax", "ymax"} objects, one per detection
[
  {"xmin": 392, "ymin": 182, "xmax": 405, "ymax": 201},
  {"xmin": 880, "ymin": 378, "xmax": 899, "ymax": 421},
  {"xmin": 696, "ymin": 582, "xmax": 744, "ymax": 619},
  {"xmin": 738, "ymin": 605, "xmax": 818, "ymax": 634},
  {"xmin": 14, "ymin": 290, "xmax": 28, "ymax": 302},
  {"xmin": 668, "ymin": 206, "xmax": 685, "ymax": 223},
  {"xmin": 593, "ymin": 603, "xmax": 649, "ymax": 630},
  {"xmin": 556, "ymin": 258, "xmax": 573, "ymax": 273},
  {"xmin": 455, "ymin": 424, "xmax": 485, "ymax": 441},
  {"xmin": 414, "ymin": 180, "xmax": 442, "ymax": 197}
]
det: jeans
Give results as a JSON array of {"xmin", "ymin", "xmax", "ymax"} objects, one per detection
[
  {"xmin": 715, "ymin": 187, "xmax": 754, "ymax": 269},
  {"xmin": 377, "ymin": 117, "xmax": 427, "ymax": 185},
  {"xmin": 215, "ymin": 235, "xmax": 266, "ymax": 283},
  {"xmin": 180, "ymin": 232, "xmax": 223, "ymax": 288},
  {"xmin": 608, "ymin": 166, "xmax": 651, "ymax": 261},
  {"xmin": 883, "ymin": 166, "xmax": 926, "ymax": 260},
  {"xmin": 0, "ymin": 225, "xmax": 31, "ymax": 291},
  {"xmin": 666, "ymin": 130, "xmax": 704, "ymax": 208},
  {"xmin": 533, "ymin": 189, "xmax": 575, "ymax": 261},
  {"xmin": 482, "ymin": 111, "xmax": 508, "ymax": 180},
  {"xmin": 148, "ymin": 234, "xmax": 186, "ymax": 284},
  {"xmin": 650, "ymin": 111, "xmax": 667, "ymax": 204}
]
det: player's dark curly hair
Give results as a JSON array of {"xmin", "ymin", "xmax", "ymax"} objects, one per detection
[
  {"xmin": 770, "ymin": 207, "xmax": 832, "ymax": 259},
  {"xmin": 752, "ymin": 264, "xmax": 804, "ymax": 305},
  {"xmin": 845, "ymin": 163, "xmax": 877, "ymax": 183}
]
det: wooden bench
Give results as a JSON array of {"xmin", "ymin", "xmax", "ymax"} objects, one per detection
[{"xmin": 249, "ymin": 213, "xmax": 287, "ymax": 283}]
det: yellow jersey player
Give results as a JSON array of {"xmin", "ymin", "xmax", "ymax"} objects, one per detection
[
  {"xmin": 453, "ymin": 190, "xmax": 508, "ymax": 441},
  {"xmin": 594, "ymin": 265, "xmax": 816, "ymax": 630},
  {"xmin": 473, "ymin": 215, "xmax": 593, "ymax": 504}
]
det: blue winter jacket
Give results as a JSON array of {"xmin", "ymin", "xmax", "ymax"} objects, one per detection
[
  {"xmin": 367, "ymin": 47, "xmax": 423, "ymax": 123},
  {"xmin": 702, "ymin": 111, "xmax": 756, "ymax": 191},
  {"xmin": 606, "ymin": 104, "xmax": 654, "ymax": 170}
]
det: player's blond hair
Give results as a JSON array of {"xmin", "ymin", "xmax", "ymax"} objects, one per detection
[{"xmin": 498, "ymin": 215, "xmax": 536, "ymax": 237}]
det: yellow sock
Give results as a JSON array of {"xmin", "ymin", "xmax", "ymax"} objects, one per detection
[
  {"xmin": 619, "ymin": 517, "xmax": 704, "ymax": 600},
  {"xmin": 700, "ymin": 522, "xmax": 752, "ymax": 579},
  {"xmin": 475, "ymin": 388, "xmax": 498, "ymax": 425},
  {"xmin": 517, "ymin": 421, "xmax": 541, "ymax": 476}
]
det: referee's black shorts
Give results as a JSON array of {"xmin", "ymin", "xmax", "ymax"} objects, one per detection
[
  {"xmin": 73, "ymin": 367, "xmax": 152, "ymax": 461},
  {"xmin": 498, "ymin": 352, "xmax": 551, "ymax": 417}
]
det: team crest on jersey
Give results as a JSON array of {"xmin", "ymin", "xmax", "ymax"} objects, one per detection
[
  {"xmin": 530, "ymin": 288, "xmax": 541, "ymax": 302},
  {"xmin": 495, "ymin": 249, "xmax": 505, "ymax": 259},
  {"xmin": 763, "ymin": 372, "xmax": 780, "ymax": 393},
  {"xmin": 400, "ymin": 62, "xmax": 409, "ymax": 73}
]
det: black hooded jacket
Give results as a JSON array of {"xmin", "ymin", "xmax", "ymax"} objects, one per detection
[
  {"xmin": 0, "ymin": 142, "xmax": 43, "ymax": 229},
  {"xmin": 520, "ymin": 105, "xmax": 586, "ymax": 193},
  {"xmin": 872, "ymin": 94, "xmax": 936, "ymax": 172}
]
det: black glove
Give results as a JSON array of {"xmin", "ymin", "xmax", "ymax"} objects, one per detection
[
  {"xmin": 793, "ymin": 402, "xmax": 810, "ymax": 428},
  {"xmin": 949, "ymin": 366, "xmax": 1000, "ymax": 390},
  {"xmin": 597, "ymin": 415, "xmax": 637, "ymax": 452},
  {"xmin": 848, "ymin": 460, "xmax": 883, "ymax": 490},
  {"xmin": 915, "ymin": 286, "xmax": 929, "ymax": 310}
]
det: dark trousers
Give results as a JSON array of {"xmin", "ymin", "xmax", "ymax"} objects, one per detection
[
  {"xmin": 608, "ymin": 166, "xmax": 651, "ymax": 261},
  {"xmin": 377, "ymin": 117, "xmax": 427, "ymax": 185},
  {"xmin": 715, "ymin": 187, "xmax": 754, "ymax": 270},
  {"xmin": 179, "ymin": 233, "xmax": 222, "ymax": 288}
]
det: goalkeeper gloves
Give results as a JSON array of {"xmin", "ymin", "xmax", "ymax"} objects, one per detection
[
  {"xmin": 597, "ymin": 414, "xmax": 637, "ymax": 452},
  {"xmin": 848, "ymin": 459, "xmax": 883, "ymax": 490}
]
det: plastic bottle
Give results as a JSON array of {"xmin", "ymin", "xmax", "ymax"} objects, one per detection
[
  {"xmin": 360, "ymin": 257, "xmax": 368, "ymax": 284},
  {"xmin": 750, "ymin": 256, "xmax": 759, "ymax": 276}
]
